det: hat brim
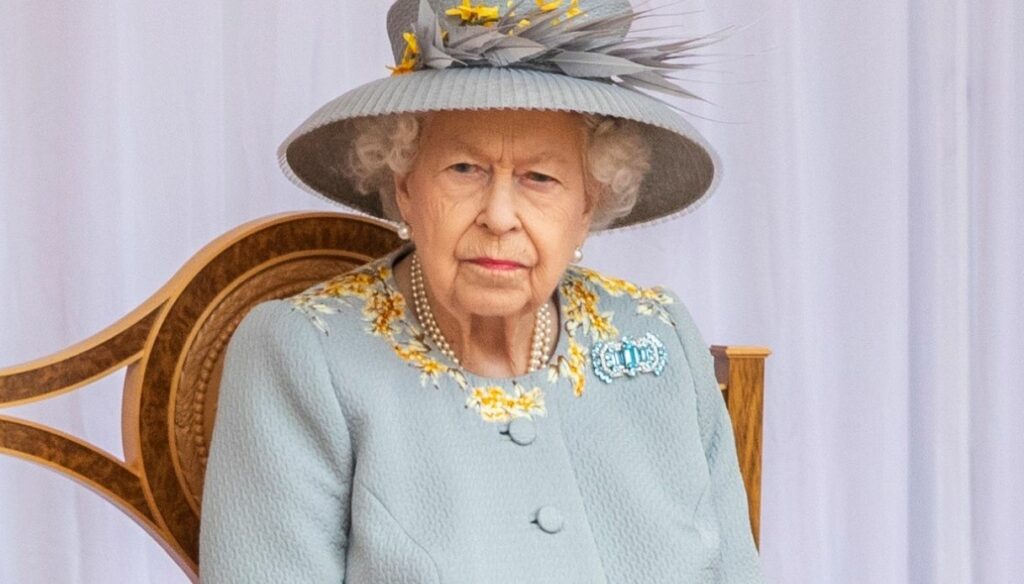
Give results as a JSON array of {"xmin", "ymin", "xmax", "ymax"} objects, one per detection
[{"xmin": 277, "ymin": 67, "xmax": 720, "ymax": 233}]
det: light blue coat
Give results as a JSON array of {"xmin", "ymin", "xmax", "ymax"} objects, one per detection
[{"xmin": 199, "ymin": 244, "xmax": 763, "ymax": 583}]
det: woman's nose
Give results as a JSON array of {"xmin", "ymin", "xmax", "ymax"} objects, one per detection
[{"xmin": 475, "ymin": 171, "xmax": 521, "ymax": 235}]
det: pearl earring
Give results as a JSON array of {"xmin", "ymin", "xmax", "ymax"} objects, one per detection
[
  {"xmin": 573, "ymin": 246, "xmax": 584, "ymax": 263},
  {"xmin": 397, "ymin": 222, "xmax": 411, "ymax": 240}
]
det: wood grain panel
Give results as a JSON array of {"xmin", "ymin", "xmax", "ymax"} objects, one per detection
[
  {"xmin": 0, "ymin": 416, "xmax": 152, "ymax": 520},
  {"xmin": 711, "ymin": 345, "xmax": 770, "ymax": 549},
  {"xmin": 0, "ymin": 308, "xmax": 160, "ymax": 406}
]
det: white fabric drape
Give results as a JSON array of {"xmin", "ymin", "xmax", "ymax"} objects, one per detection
[{"xmin": 1, "ymin": 1, "xmax": 1020, "ymax": 582}]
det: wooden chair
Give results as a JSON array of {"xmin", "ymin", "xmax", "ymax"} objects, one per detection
[{"xmin": 0, "ymin": 212, "xmax": 769, "ymax": 582}]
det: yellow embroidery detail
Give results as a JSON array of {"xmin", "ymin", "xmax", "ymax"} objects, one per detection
[
  {"xmin": 548, "ymin": 336, "xmax": 589, "ymax": 397},
  {"xmin": 366, "ymin": 288, "xmax": 405, "ymax": 336},
  {"xmin": 287, "ymin": 259, "xmax": 544, "ymax": 423},
  {"xmin": 575, "ymin": 266, "xmax": 675, "ymax": 326},
  {"xmin": 467, "ymin": 383, "xmax": 546, "ymax": 423},
  {"xmin": 288, "ymin": 258, "xmax": 670, "ymax": 418},
  {"xmin": 550, "ymin": 266, "xmax": 674, "ymax": 397},
  {"xmin": 562, "ymin": 279, "xmax": 618, "ymax": 341}
]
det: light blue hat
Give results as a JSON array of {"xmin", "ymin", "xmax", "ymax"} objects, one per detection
[{"xmin": 277, "ymin": 0, "xmax": 721, "ymax": 232}]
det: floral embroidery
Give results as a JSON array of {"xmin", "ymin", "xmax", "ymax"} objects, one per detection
[
  {"xmin": 549, "ymin": 265, "xmax": 675, "ymax": 397},
  {"xmin": 548, "ymin": 335, "xmax": 590, "ymax": 398},
  {"xmin": 287, "ymin": 256, "xmax": 672, "ymax": 420},
  {"xmin": 467, "ymin": 383, "xmax": 546, "ymax": 422},
  {"xmin": 287, "ymin": 258, "xmax": 546, "ymax": 424},
  {"xmin": 289, "ymin": 263, "xmax": 466, "ymax": 385},
  {"xmin": 289, "ymin": 265, "xmax": 391, "ymax": 335}
]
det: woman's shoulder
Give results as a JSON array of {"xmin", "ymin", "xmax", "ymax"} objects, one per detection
[
  {"xmin": 560, "ymin": 263, "xmax": 682, "ymax": 329},
  {"xmin": 279, "ymin": 255, "xmax": 400, "ymax": 338},
  {"xmin": 557, "ymin": 264, "xmax": 711, "ymax": 368}
]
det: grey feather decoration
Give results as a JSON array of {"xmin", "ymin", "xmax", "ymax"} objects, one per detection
[{"xmin": 394, "ymin": 0, "xmax": 726, "ymax": 109}]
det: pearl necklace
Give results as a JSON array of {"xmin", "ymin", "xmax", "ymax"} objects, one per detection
[{"xmin": 410, "ymin": 253, "xmax": 553, "ymax": 374}]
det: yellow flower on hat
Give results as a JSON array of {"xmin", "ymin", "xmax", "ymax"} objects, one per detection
[
  {"xmin": 446, "ymin": 0, "xmax": 500, "ymax": 25},
  {"xmin": 507, "ymin": 18, "xmax": 532, "ymax": 35},
  {"xmin": 402, "ymin": 31, "xmax": 419, "ymax": 54},
  {"xmin": 565, "ymin": 0, "xmax": 582, "ymax": 19},
  {"xmin": 539, "ymin": 0, "xmax": 582, "ymax": 26},
  {"xmin": 387, "ymin": 31, "xmax": 420, "ymax": 76}
]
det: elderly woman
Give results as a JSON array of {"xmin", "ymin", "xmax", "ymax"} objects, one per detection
[{"xmin": 199, "ymin": 0, "xmax": 762, "ymax": 582}]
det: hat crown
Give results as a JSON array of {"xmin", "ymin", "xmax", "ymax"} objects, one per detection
[
  {"xmin": 278, "ymin": 0, "xmax": 720, "ymax": 232},
  {"xmin": 385, "ymin": 0, "xmax": 634, "ymax": 65}
]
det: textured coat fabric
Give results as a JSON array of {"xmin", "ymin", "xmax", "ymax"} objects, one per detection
[{"xmin": 198, "ymin": 245, "xmax": 763, "ymax": 583}]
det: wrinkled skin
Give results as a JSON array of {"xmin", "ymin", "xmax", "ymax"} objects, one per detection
[{"xmin": 393, "ymin": 109, "xmax": 594, "ymax": 377}]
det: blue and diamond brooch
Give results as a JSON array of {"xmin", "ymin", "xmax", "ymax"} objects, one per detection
[{"xmin": 590, "ymin": 332, "xmax": 668, "ymax": 383}]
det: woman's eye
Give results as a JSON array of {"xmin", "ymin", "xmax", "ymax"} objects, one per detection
[
  {"xmin": 450, "ymin": 162, "xmax": 477, "ymax": 174},
  {"xmin": 526, "ymin": 172, "xmax": 554, "ymax": 184}
]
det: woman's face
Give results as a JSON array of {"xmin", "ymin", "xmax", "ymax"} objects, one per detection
[{"xmin": 394, "ymin": 109, "xmax": 593, "ymax": 319}]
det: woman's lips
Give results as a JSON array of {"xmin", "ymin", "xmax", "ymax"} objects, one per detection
[{"xmin": 466, "ymin": 257, "xmax": 526, "ymax": 271}]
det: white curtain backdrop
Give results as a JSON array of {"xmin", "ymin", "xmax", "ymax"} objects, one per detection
[{"xmin": 1, "ymin": 1, "xmax": 1020, "ymax": 582}]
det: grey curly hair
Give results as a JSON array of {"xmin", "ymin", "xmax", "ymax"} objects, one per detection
[{"xmin": 341, "ymin": 111, "xmax": 652, "ymax": 231}]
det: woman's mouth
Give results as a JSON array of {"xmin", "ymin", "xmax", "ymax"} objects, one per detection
[{"xmin": 466, "ymin": 257, "xmax": 526, "ymax": 271}]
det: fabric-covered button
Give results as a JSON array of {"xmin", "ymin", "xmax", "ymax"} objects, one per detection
[
  {"xmin": 507, "ymin": 416, "xmax": 537, "ymax": 445},
  {"xmin": 534, "ymin": 505, "xmax": 564, "ymax": 534}
]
